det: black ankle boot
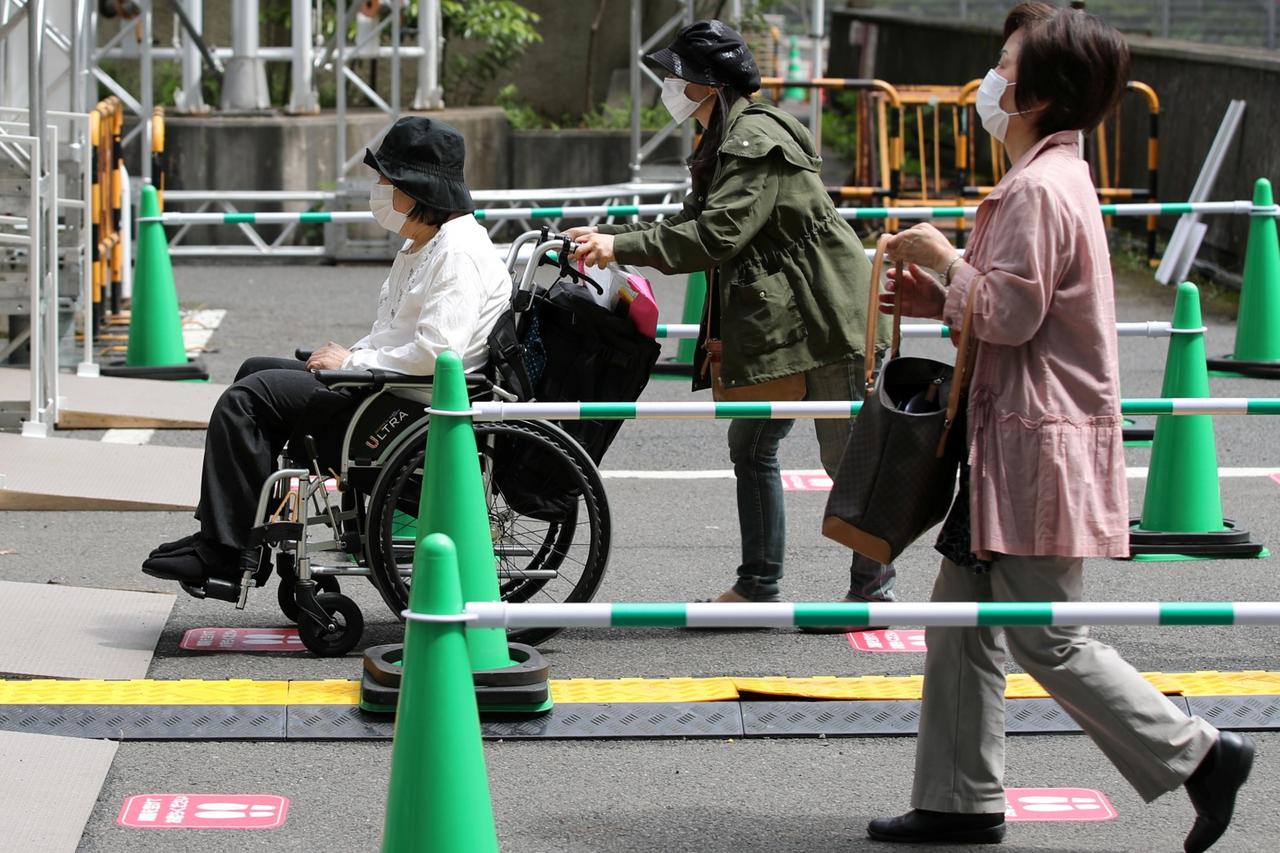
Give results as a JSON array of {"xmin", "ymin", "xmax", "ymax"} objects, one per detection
[{"xmin": 867, "ymin": 809, "xmax": 1006, "ymax": 844}]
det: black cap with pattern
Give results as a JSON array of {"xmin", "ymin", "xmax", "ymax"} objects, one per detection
[{"xmin": 645, "ymin": 19, "xmax": 761, "ymax": 95}]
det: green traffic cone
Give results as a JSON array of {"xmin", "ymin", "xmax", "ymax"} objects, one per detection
[
  {"xmin": 419, "ymin": 350, "xmax": 516, "ymax": 672},
  {"xmin": 675, "ymin": 270, "xmax": 707, "ymax": 365},
  {"xmin": 125, "ymin": 185, "xmax": 187, "ymax": 367},
  {"xmin": 783, "ymin": 36, "xmax": 806, "ymax": 101},
  {"xmin": 381, "ymin": 532, "xmax": 499, "ymax": 853},
  {"xmin": 1231, "ymin": 178, "xmax": 1280, "ymax": 363},
  {"xmin": 1136, "ymin": 282, "xmax": 1226, "ymax": 535}
]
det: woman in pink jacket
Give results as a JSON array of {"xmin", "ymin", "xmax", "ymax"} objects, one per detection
[{"xmin": 868, "ymin": 5, "xmax": 1253, "ymax": 850}]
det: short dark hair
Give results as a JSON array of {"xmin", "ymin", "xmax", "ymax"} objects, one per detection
[
  {"xmin": 1003, "ymin": 2, "xmax": 1055, "ymax": 38},
  {"xmin": 1009, "ymin": 8, "xmax": 1131, "ymax": 136},
  {"xmin": 407, "ymin": 199, "xmax": 451, "ymax": 227}
]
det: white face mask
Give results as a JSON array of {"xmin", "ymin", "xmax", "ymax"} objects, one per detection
[
  {"xmin": 975, "ymin": 68, "xmax": 1034, "ymax": 143},
  {"xmin": 661, "ymin": 78, "xmax": 711, "ymax": 124},
  {"xmin": 370, "ymin": 182, "xmax": 408, "ymax": 234}
]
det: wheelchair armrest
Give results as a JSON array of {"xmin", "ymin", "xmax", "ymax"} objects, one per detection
[
  {"xmin": 312, "ymin": 368, "xmax": 494, "ymax": 394},
  {"xmin": 295, "ymin": 348, "xmax": 314, "ymax": 362},
  {"xmin": 312, "ymin": 369, "xmax": 382, "ymax": 388}
]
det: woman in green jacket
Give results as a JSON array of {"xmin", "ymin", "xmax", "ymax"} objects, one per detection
[{"xmin": 572, "ymin": 19, "xmax": 891, "ymax": 610}]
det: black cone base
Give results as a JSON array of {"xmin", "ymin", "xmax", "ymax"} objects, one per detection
[
  {"xmin": 1206, "ymin": 356, "xmax": 1280, "ymax": 379},
  {"xmin": 100, "ymin": 356, "xmax": 209, "ymax": 381},
  {"xmin": 359, "ymin": 641, "xmax": 553, "ymax": 716},
  {"xmin": 1128, "ymin": 517, "xmax": 1265, "ymax": 558}
]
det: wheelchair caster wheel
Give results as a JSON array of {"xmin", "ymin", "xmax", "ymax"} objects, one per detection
[
  {"xmin": 277, "ymin": 574, "xmax": 340, "ymax": 623},
  {"xmin": 297, "ymin": 592, "xmax": 364, "ymax": 657}
]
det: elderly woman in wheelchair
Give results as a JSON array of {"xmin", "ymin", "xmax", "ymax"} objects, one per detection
[{"xmin": 138, "ymin": 119, "xmax": 606, "ymax": 654}]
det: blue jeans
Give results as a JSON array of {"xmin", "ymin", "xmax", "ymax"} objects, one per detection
[{"xmin": 726, "ymin": 358, "xmax": 897, "ymax": 601}]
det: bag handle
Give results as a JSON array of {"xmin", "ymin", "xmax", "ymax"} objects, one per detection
[
  {"xmin": 864, "ymin": 232, "xmax": 979, "ymax": 459},
  {"xmin": 864, "ymin": 234, "xmax": 903, "ymax": 392}
]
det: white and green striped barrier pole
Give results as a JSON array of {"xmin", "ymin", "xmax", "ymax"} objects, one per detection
[
  {"xmin": 471, "ymin": 398, "xmax": 1280, "ymax": 421},
  {"xmin": 141, "ymin": 200, "xmax": 1280, "ymax": 227},
  {"xmin": 465, "ymin": 600, "xmax": 1280, "ymax": 629},
  {"xmin": 656, "ymin": 321, "xmax": 1177, "ymax": 340}
]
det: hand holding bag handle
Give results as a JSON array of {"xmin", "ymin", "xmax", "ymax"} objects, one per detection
[{"xmin": 863, "ymin": 233, "xmax": 978, "ymax": 459}]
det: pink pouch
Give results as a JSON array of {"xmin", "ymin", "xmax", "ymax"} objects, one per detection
[{"xmin": 620, "ymin": 273, "xmax": 659, "ymax": 338}]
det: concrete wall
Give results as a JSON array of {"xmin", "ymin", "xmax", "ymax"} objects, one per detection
[
  {"xmin": 444, "ymin": 0, "xmax": 685, "ymax": 116},
  {"xmin": 828, "ymin": 8, "xmax": 1280, "ymax": 272},
  {"xmin": 509, "ymin": 129, "xmax": 682, "ymax": 188},
  {"xmin": 154, "ymin": 109, "xmax": 687, "ymax": 245},
  {"xmin": 158, "ymin": 107, "xmax": 508, "ymax": 245}
]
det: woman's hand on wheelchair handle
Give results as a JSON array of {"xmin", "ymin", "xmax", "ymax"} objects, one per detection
[
  {"xmin": 573, "ymin": 233, "xmax": 616, "ymax": 270},
  {"xmin": 307, "ymin": 341, "xmax": 352, "ymax": 371},
  {"xmin": 563, "ymin": 226, "xmax": 598, "ymax": 240}
]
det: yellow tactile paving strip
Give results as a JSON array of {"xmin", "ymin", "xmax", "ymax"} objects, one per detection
[
  {"xmin": 287, "ymin": 679, "xmax": 361, "ymax": 704},
  {"xmin": 0, "ymin": 671, "xmax": 1276, "ymax": 705},
  {"xmin": 0, "ymin": 679, "xmax": 289, "ymax": 705},
  {"xmin": 551, "ymin": 677, "xmax": 740, "ymax": 704}
]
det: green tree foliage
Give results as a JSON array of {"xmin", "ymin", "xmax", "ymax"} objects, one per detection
[{"xmin": 441, "ymin": 0, "xmax": 542, "ymax": 106}]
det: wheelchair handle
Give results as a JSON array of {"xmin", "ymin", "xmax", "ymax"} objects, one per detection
[
  {"xmin": 295, "ymin": 348, "xmax": 314, "ymax": 362},
  {"xmin": 516, "ymin": 239, "xmax": 572, "ymax": 303}
]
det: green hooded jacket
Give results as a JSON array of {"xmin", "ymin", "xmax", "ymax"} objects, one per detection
[{"xmin": 598, "ymin": 98, "xmax": 889, "ymax": 391}]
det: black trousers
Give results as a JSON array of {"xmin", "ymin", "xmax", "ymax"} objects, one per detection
[{"xmin": 196, "ymin": 357, "xmax": 355, "ymax": 550}]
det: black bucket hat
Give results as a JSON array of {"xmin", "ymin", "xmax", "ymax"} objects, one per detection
[
  {"xmin": 363, "ymin": 116, "xmax": 474, "ymax": 213},
  {"xmin": 645, "ymin": 19, "xmax": 761, "ymax": 95}
]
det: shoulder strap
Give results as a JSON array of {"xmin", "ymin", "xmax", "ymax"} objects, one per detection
[{"xmin": 936, "ymin": 279, "xmax": 980, "ymax": 458}]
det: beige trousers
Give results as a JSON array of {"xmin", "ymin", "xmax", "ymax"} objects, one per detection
[{"xmin": 911, "ymin": 554, "xmax": 1218, "ymax": 812}]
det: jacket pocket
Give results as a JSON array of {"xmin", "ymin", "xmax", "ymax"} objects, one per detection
[{"xmin": 725, "ymin": 271, "xmax": 807, "ymax": 357}]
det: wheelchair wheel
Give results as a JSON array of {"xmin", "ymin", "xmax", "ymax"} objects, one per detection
[
  {"xmin": 365, "ymin": 419, "xmax": 610, "ymax": 646},
  {"xmin": 296, "ymin": 592, "xmax": 364, "ymax": 657},
  {"xmin": 276, "ymin": 573, "xmax": 340, "ymax": 623}
]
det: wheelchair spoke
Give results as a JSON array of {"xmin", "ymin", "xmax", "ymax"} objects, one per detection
[{"xmin": 367, "ymin": 420, "xmax": 610, "ymax": 646}]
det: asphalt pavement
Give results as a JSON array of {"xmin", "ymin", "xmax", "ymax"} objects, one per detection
[{"xmin": 2, "ymin": 252, "xmax": 1278, "ymax": 852}]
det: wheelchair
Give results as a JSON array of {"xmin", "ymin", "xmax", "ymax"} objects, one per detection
[{"xmin": 187, "ymin": 232, "xmax": 613, "ymax": 656}]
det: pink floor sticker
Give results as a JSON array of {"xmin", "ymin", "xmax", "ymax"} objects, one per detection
[
  {"xmin": 118, "ymin": 794, "xmax": 289, "ymax": 829},
  {"xmin": 848, "ymin": 629, "xmax": 927, "ymax": 652},
  {"xmin": 1004, "ymin": 788, "xmax": 1116, "ymax": 822},
  {"xmin": 781, "ymin": 472, "xmax": 832, "ymax": 491},
  {"xmin": 180, "ymin": 627, "xmax": 303, "ymax": 653}
]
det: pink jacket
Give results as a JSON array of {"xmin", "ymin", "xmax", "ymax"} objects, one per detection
[{"xmin": 944, "ymin": 130, "xmax": 1129, "ymax": 558}]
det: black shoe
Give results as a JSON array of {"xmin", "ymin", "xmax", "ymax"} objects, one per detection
[
  {"xmin": 1184, "ymin": 731, "xmax": 1255, "ymax": 853},
  {"xmin": 142, "ymin": 537, "xmax": 239, "ymax": 583},
  {"xmin": 867, "ymin": 809, "xmax": 1006, "ymax": 844},
  {"xmin": 149, "ymin": 532, "xmax": 201, "ymax": 557}
]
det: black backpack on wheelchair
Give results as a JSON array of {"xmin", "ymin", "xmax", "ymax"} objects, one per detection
[{"xmin": 487, "ymin": 275, "xmax": 661, "ymax": 521}]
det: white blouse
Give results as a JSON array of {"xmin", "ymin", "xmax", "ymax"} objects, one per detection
[{"xmin": 343, "ymin": 215, "xmax": 511, "ymax": 375}]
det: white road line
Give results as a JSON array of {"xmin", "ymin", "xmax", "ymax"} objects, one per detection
[
  {"xmin": 600, "ymin": 467, "xmax": 1280, "ymax": 481},
  {"xmin": 101, "ymin": 428, "xmax": 156, "ymax": 445}
]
